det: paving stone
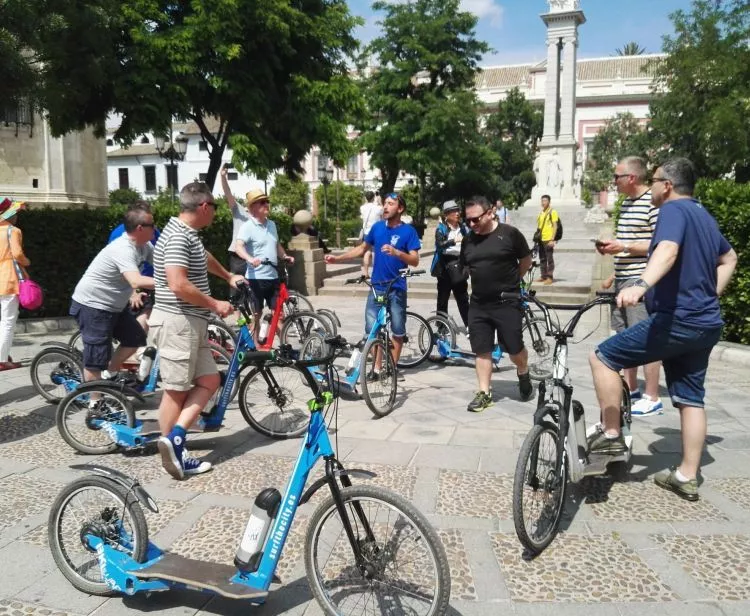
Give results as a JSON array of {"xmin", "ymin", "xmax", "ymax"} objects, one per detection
[
  {"xmin": 438, "ymin": 528, "xmax": 477, "ymax": 601},
  {"xmin": 436, "ymin": 470, "xmax": 513, "ymax": 520},
  {"xmin": 0, "ymin": 475, "xmax": 61, "ymax": 535},
  {"xmin": 712, "ymin": 477, "xmax": 750, "ymax": 512},
  {"xmin": 0, "ymin": 412, "xmax": 55, "ymax": 445},
  {"xmin": 0, "ymin": 598, "xmax": 85, "ymax": 616},
  {"xmin": 0, "ymin": 430, "xmax": 82, "ymax": 466},
  {"xmin": 490, "ymin": 533, "xmax": 677, "ymax": 603},
  {"xmin": 652, "ymin": 534, "xmax": 750, "ymax": 601}
]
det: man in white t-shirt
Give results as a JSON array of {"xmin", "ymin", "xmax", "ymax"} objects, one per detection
[{"xmin": 359, "ymin": 191, "xmax": 383, "ymax": 277}]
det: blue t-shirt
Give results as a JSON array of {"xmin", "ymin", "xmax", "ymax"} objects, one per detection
[
  {"xmin": 236, "ymin": 217, "xmax": 279, "ymax": 280},
  {"xmin": 646, "ymin": 198, "xmax": 731, "ymax": 327},
  {"xmin": 108, "ymin": 223, "xmax": 160, "ymax": 277},
  {"xmin": 364, "ymin": 221, "xmax": 421, "ymax": 292}
]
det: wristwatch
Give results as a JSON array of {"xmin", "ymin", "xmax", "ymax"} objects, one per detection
[
  {"xmin": 633, "ymin": 278, "xmax": 650, "ymax": 290},
  {"xmin": 622, "ymin": 242, "xmax": 631, "ymax": 255}
]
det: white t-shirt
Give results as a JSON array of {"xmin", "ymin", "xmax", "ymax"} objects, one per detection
[
  {"xmin": 360, "ymin": 202, "xmax": 383, "ymax": 235},
  {"xmin": 228, "ymin": 202, "xmax": 251, "ymax": 251}
]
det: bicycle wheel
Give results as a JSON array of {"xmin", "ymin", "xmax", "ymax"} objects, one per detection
[
  {"xmin": 424, "ymin": 315, "xmax": 456, "ymax": 363},
  {"xmin": 287, "ymin": 289, "xmax": 315, "ymax": 313},
  {"xmin": 305, "ymin": 484, "xmax": 451, "ymax": 616},
  {"xmin": 48, "ymin": 475, "xmax": 149, "ymax": 595},
  {"xmin": 207, "ymin": 318, "xmax": 237, "ymax": 354},
  {"xmin": 30, "ymin": 347, "xmax": 84, "ymax": 403},
  {"xmin": 237, "ymin": 364, "xmax": 313, "ymax": 438},
  {"xmin": 299, "ymin": 330, "xmax": 330, "ymax": 365},
  {"xmin": 57, "ymin": 387, "xmax": 136, "ymax": 455},
  {"xmin": 67, "ymin": 331, "xmax": 84, "ymax": 354},
  {"xmin": 512, "ymin": 421, "xmax": 568, "ymax": 554},
  {"xmin": 315, "ymin": 308, "xmax": 340, "ymax": 338},
  {"xmin": 396, "ymin": 311, "xmax": 432, "ymax": 369},
  {"xmin": 360, "ymin": 336, "xmax": 397, "ymax": 417},
  {"xmin": 523, "ymin": 316, "xmax": 552, "ymax": 381},
  {"xmin": 279, "ymin": 311, "xmax": 332, "ymax": 347}
]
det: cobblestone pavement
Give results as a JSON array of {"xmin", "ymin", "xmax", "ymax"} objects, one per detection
[{"xmin": 1, "ymin": 293, "xmax": 750, "ymax": 616}]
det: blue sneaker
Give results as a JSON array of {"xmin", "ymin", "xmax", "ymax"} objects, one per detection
[
  {"xmin": 181, "ymin": 450, "xmax": 212, "ymax": 476},
  {"xmin": 631, "ymin": 396, "xmax": 664, "ymax": 416},
  {"xmin": 629, "ymin": 390, "xmax": 642, "ymax": 402},
  {"xmin": 158, "ymin": 432, "xmax": 186, "ymax": 480}
]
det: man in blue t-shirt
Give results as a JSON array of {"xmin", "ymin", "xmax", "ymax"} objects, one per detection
[
  {"xmin": 590, "ymin": 158, "xmax": 737, "ymax": 502},
  {"xmin": 325, "ymin": 192, "xmax": 420, "ymax": 375}
]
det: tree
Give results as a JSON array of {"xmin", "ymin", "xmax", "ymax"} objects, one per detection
[
  {"xmin": 648, "ymin": 0, "xmax": 750, "ymax": 181},
  {"xmin": 3, "ymin": 0, "xmax": 364, "ymax": 189},
  {"xmin": 583, "ymin": 113, "xmax": 651, "ymax": 192},
  {"xmin": 356, "ymin": 0, "xmax": 491, "ymax": 223},
  {"xmin": 616, "ymin": 42, "xmax": 647, "ymax": 56},
  {"xmin": 313, "ymin": 181, "xmax": 364, "ymax": 221},
  {"xmin": 269, "ymin": 174, "xmax": 309, "ymax": 216},
  {"xmin": 482, "ymin": 88, "xmax": 543, "ymax": 206}
]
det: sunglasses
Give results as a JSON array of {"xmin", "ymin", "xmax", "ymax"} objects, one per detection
[
  {"xmin": 202, "ymin": 201, "xmax": 217, "ymax": 209},
  {"xmin": 465, "ymin": 211, "xmax": 488, "ymax": 225},
  {"xmin": 613, "ymin": 173, "xmax": 631, "ymax": 180},
  {"xmin": 384, "ymin": 192, "xmax": 405, "ymax": 206}
]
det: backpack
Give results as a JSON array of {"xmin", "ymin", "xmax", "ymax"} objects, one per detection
[{"xmin": 555, "ymin": 216, "xmax": 563, "ymax": 241}]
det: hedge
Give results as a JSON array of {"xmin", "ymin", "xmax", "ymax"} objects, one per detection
[{"xmin": 15, "ymin": 202, "xmax": 291, "ymax": 318}]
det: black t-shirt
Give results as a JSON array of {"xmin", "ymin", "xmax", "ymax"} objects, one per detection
[{"xmin": 460, "ymin": 223, "xmax": 531, "ymax": 303}]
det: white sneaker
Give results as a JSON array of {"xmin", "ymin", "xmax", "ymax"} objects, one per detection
[{"xmin": 631, "ymin": 395, "xmax": 664, "ymax": 416}]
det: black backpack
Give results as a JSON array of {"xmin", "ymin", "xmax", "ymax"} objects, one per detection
[{"xmin": 555, "ymin": 216, "xmax": 563, "ymax": 241}]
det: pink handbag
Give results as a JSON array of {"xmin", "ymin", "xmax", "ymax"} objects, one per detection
[{"xmin": 7, "ymin": 226, "xmax": 44, "ymax": 310}]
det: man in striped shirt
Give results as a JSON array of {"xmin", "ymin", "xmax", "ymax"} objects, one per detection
[
  {"xmin": 597, "ymin": 156, "xmax": 663, "ymax": 416},
  {"xmin": 150, "ymin": 182, "xmax": 245, "ymax": 480}
]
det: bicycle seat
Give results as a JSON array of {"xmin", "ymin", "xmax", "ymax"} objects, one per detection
[{"xmin": 324, "ymin": 335, "xmax": 349, "ymax": 349}]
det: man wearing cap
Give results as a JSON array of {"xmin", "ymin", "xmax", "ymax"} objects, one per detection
[
  {"xmin": 430, "ymin": 200, "xmax": 470, "ymax": 329},
  {"xmin": 234, "ymin": 188, "xmax": 294, "ymax": 340},
  {"xmin": 0, "ymin": 199, "xmax": 30, "ymax": 370}
]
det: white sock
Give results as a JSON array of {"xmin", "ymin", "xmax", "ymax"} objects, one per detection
[
  {"xmin": 604, "ymin": 431, "xmax": 620, "ymax": 439},
  {"xmin": 674, "ymin": 468, "xmax": 691, "ymax": 482},
  {"xmin": 642, "ymin": 394, "xmax": 657, "ymax": 402},
  {"xmin": 101, "ymin": 369, "xmax": 114, "ymax": 379}
]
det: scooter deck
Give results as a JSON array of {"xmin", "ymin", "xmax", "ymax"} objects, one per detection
[
  {"xmin": 130, "ymin": 552, "xmax": 268, "ymax": 600},
  {"xmin": 582, "ymin": 451, "xmax": 630, "ymax": 476},
  {"xmin": 133, "ymin": 418, "xmax": 223, "ymax": 436}
]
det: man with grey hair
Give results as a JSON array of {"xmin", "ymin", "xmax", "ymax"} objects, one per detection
[
  {"xmin": 590, "ymin": 158, "xmax": 737, "ymax": 502},
  {"xmin": 150, "ymin": 182, "xmax": 245, "ymax": 480},
  {"xmin": 597, "ymin": 156, "xmax": 663, "ymax": 416}
]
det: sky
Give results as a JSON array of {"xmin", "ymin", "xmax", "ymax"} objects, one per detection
[{"xmin": 347, "ymin": 0, "xmax": 692, "ymax": 66}]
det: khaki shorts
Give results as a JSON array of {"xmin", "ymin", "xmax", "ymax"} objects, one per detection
[
  {"xmin": 148, "ymin": 309, "xmax": 216, "ymax": 391},
  {"xmin": 611, "ymin": 278, "xmax": 650, "ymax": 332}
]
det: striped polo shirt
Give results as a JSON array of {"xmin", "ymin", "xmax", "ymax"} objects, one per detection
[
  {"xmin": 153, "ymin": 217, "xmax": 212, "ymax": 320},
  {"xmin": 614, "ymin": 190, "xmax": 659, "ymax": 280}
]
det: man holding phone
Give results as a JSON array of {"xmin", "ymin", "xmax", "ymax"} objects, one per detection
[{"xmin": 596, "ymin": 156, "xmax": 662, "ymax": 416}]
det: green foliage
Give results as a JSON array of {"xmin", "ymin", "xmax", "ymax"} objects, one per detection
[
  {"xmin": 695, "ymin": 179, "xmax": 750, "ymax": 344},
  {"xmin": 269, "ymin": 174, "xmax": 309, "ymax": 216},
  {"xmin": 108, "ymin": 188, "xmax": 143, "ymax": 208},
  {"xmin": 4, "ymin": 0, "xmax": 364, "ymax": 189},
  {"xmin": 584, "ymin": 113, "xmax": 650, "ymax": 192},
  {"xmin": 482, "ymin": 88, "xmax": 543, "ymax": 206},
  {"xmin": 313, "ymin": 181, "xmax": 364, "ymax": 222},
  {"xmin": 611, "ymin": 193, "xmax": 627, "ymax": 226},
  {"xmin": 356, "ymin": 0, "xmax": 491, "ymax": 218},
  {"xmin": 15, "ymin": 204, "xmax": 291, "ymax": 317},
  {"xmin": 316, "ymin": 217, "xmax": 362, "ymax": 246},
  {"xmin": 582, "ymin": 186, "xmax": 593, "ymax": 208},
  {"xmin": 616, "ymin": 42, "xmax": 646, "ymax": 56},
  {"xmin": 649, "ymin": 0, "xmax": 750, "ymax": 181}
]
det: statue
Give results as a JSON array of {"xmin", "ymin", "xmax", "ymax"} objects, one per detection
[
  {"xmin": 533, "ymin": 154, "xmax": 544, "ymax": 187},
  {"xmin": 545, "ymin": 149, "xmax": 562, "ymax": 190},
  {"xmin": 548, "ymin": 0, "xmax": 580, "ymax": 12},
  {"xmin": 573, "ymin": 164, "xmax": 583, "ymax": 199}
]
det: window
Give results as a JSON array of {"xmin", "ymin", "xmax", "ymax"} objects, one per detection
[
  {"xmin": 118, "ymin": 168, "xmax": 129, "ymax": 189},
  {"xmin": 144, "ymin": 165, "xmax": 156, "ymax": 192},
  {"xmin": 228, "ymin": 172, "xmax": 238, "ymax": 181},
  {"xmin": 166, "ymin": 164, "xmax": 178, "ymax": 190},
  {"xmin": 140, "ymin": 136, "xmax": 150, "ymax": 144},
  {"xmin": 198, "ymin": 173, "xmax": 208, "ymax": 182},
  {"xmin": 346, "ymin": 155, "xmax": 358, "ymax": 179},
  {"xmin": 198, "ymin": 141, "xmax": 208, "ymax": 151}
]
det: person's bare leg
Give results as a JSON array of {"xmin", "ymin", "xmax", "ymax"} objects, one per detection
[
  {"xmin": 624, "ymin": 367, "xmax": 638, "ymax": 393},
  {"xmin": 159, "ymin": 389, "xmax": 190, "ymax": 435},
  {"xmin": 391, "ymin": 335, "xmax": 403, "ymax": 365},
  {"xmin": 677, "ymin": 405, "xmax": 706, "ymax": 480},
  {"xmin": 362, "ymin": 249, "xmax": 372, "ymax": 278},
  {"xmin": 475, "ymin": 353, "xmax": 493, "ymax": 393},
  {"xmin": 175, "ymin": 373, "xmax": 221, "ymax": 430},
  {"xmin": 590, "ymin": 351, "xmax": 623, "ymax": 435},
  {"xmin": 643, "ymin": 361, "xmax": 662, "ymax": 400},
  {"xmin": 509, "ymin": 347, "xmax": 529, "ymax": 374},
  {"xmin": 108, "ymin": 345, "xmax": 138, "ymax": 372}
]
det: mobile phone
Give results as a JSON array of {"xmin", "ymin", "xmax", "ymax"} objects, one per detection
[{"xmin": 223, "ymin": 162, "xmax": 234, "ymax": 170}]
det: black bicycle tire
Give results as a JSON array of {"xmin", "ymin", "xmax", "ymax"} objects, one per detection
[
  {"xmin": 360, "ymin": 336, "xmax": 397, "ymax": 417},
  {"xmin": 304, "ymin": 484, "xmax": 451, "ymax": 616},
  {"xmin": 56, "ymin": 387, "xmax": 136, "ymax": 455},
  {"xmin": 523, "ymin": 316, "xmax": 553, "ymax": 381},
  {"xmin": 237, "ymin": 364, "xmax": 312, "ymax": 439},
  {"xmin": 287, "ymin": 289, "xmax": 314, "ymax": 313},
  {"xmin": 424, "ymin": 314, "xmax": 456, "ymax": 364},
  {"xmin": 512, "ymin": 421, "xmax": 568, "ymax": 554},
  {"xmin": 30, "ymin": 347, "xmax": 84, "ymax": 403},
  {"xmin": 48, "ymin": 475, "xmax": 148, "ymax": 595},
  {"xmin": 397, "ymin": 311, "xmax": 433, "ymax": 369},
  {"xmin": 279, "ymin": 311, "xmax": 334, "ymax": 347}
]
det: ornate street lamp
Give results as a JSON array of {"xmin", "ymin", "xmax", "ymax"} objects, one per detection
[
  {"xmin": 317, "ymin": 154, "xmax": 334, "ymax": 221},
  {"xmin": 155, "ymin": 128, "xmax": 188, "ymax": 206}
]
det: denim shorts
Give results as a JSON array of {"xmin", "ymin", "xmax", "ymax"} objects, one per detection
[
  {"xmin": 595, "ymin": 312, "xmax": 722, "ymax": 409},
  {"xmin": 366, "ymin": 289, "xmax": 407, "ymax": 337}
]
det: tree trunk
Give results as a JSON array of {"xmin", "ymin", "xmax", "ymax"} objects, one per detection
[
  {"xmin": 193, "ymin": 114, "xmax": 231, "ymax": 191},
  {"xmin": 379, "ymin": 164, "xmax": 399, "ymax": 196}
]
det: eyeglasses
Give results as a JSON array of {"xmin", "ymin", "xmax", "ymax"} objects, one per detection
[
  {"xmin": 202, "ymin": 201, "xmax": 217, "ymax": 210},
  {"xmin": 651, "ymin": 177, "xmax": 670, "ymax": 183},
  {"xmin": 465, "ymin": 211, "xmax": 488, "ymax": 225},
  {"xmin": 613, "ymin": 173, "xmax": 631, "ymax": 180},
  {"xmin": 139, "ymin": 223, "xmax": 155, "ymax": 229}
]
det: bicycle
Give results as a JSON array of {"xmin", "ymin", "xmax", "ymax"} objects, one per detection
[
  {"xmin": 299, "ymin": 270, "xmax": 431, "ymax": 417},
  {"xmin": 510, "ymin": 289, "xmax": 632, "ymax": 555},
  {"xmin": 47, "ymin": 338, "xmax": 451, "ymax": 616}
]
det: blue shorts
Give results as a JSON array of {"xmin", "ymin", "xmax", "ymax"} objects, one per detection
[
  {"xmin": 366, "ymin": 289, "xmax": 407, "ymax": 337},
  {"xmin": 70, "ymin": 300, "xmax": 147, "ymax": 370},
  {"xmin": 595, "ymin": 312, "xmax": 722, "ymax": 409}
]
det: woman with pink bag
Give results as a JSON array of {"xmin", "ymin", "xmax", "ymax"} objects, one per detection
[{"xmin": 0, "ymin": 198, "xmax": 31, "ymax": 371}]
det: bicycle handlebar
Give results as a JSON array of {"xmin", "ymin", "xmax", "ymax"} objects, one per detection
[{"xmin": 344, "ymin": 268, "xmax": 425, "ymax": 292}]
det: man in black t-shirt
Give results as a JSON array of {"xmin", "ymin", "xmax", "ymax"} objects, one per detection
[{"xmin": 460, "ymin": 196, "xmax": 534, "ymax": 412}]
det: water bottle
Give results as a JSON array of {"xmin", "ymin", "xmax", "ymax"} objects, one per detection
[
  {"xmin": 137, "ymin": 347, "xmax": 157, "ymax": 383},
  {"xmin": 235, "ymin": 487, "xmax": 282, "ymax": 572},
  {"xmin": 345, "ymin": 339, "xmax": 365, "ymax": 376},
  {"xmin": 572, "ymin": 400, "xmax": 587, "ymax": 460},
  {"xmin": 258, "ymin": 314, "xmax": 272, "ymax": 344}
]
